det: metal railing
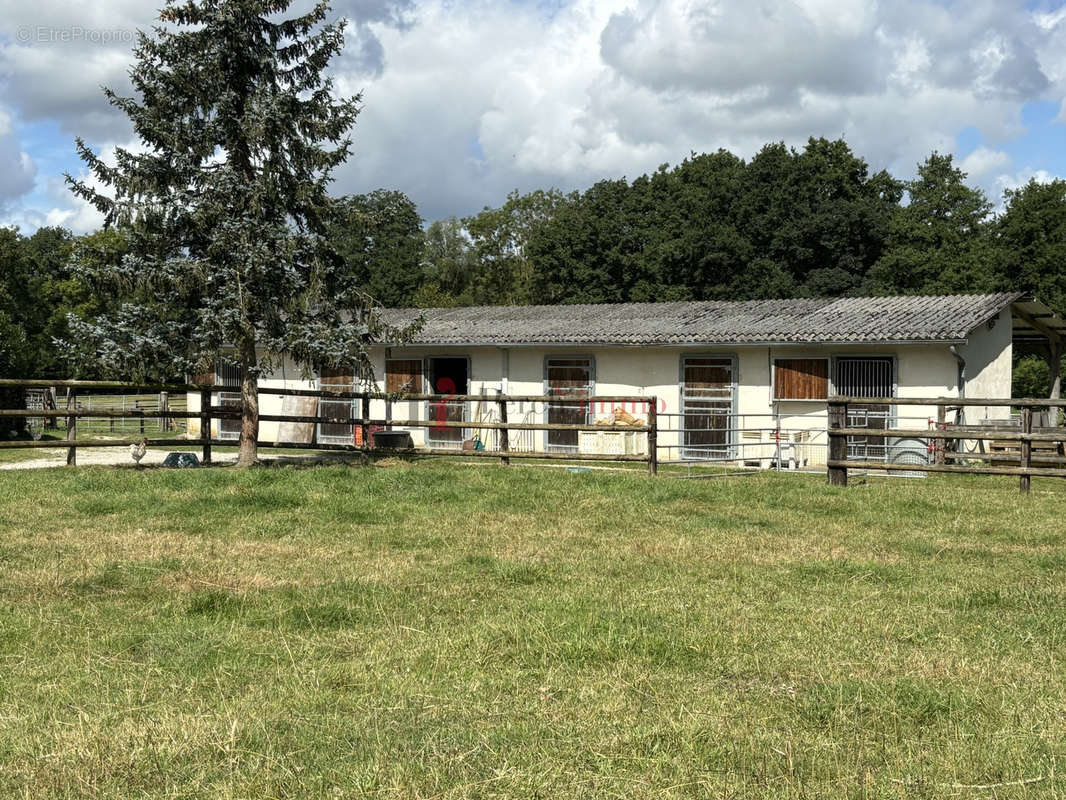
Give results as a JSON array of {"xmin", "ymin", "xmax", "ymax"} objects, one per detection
[{"xmin": 24, "ymin": 389, "xmax": 187, "ymax": 437}]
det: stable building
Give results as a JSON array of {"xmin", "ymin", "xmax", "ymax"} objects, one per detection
[{"xmin": 187, "ymin": 293, "xmax": 1066, "ymax": 465}]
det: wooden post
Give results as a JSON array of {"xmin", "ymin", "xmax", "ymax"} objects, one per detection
[
  {"xmin": 935, "ymin": 404, "xmax": 946, "ymax": 466},
  {"xmin": 1020, "ymin": 405, "xmax": 1033, "ymax": 494},
  {"xmin": 200, "ymin": 388, "xmax": 212, "ymax": 464},
  {"xmin": 137, "ymin": 400, "xmax": 145, "ymax": 434},
  {"xmin": 66, "ymin": 388, "xmax": 76, "ymax": 466},
  {"xmin": 827, "ymin": 400, "xmax": 847, "ymax": 487},
  {"xmin": 499, "ymin": 394, "xmax": 510, "ymax": 466},
  {"xmin": 159, "ymin": 391, "xmax": 169, "ymax": 432},
  {"xmin": 647, "ymin": 397, "xmax": 658, "ymax": 476}
]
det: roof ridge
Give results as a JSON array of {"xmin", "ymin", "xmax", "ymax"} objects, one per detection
[{"xmin": 388, "ymin": 292, "xmax": 1019, "ymax": 315}]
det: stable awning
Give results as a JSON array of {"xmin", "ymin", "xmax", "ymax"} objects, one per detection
[{"xmin": 1011, "ymin": 299, "xmax": 1066, "ymax": 346}]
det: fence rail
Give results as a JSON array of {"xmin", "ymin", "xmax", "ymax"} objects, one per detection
[
  {"xmin": 1, "ymin": 379, "xmax": 659, "ymax": 473},
  {"xmin": 827, "ymin": 397, "xmax": 1066, "ymax": 493}
]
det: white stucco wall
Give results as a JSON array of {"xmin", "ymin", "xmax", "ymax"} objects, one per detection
[
  {"xmin": 187, "ymin": 322, "xmax": 1014, "ymax": 463},
  {"xmin": 959, "ymin": 308, "xmax": 1013, "ymax": 421},
  {"xmin": 186, "ymin": 357, "xmax": 316, "ymax": 442}
]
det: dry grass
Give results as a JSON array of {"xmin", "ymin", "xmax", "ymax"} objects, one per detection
[{"xmin": 1, "ymin": 462, "xmax": 1065, "ymax": 798}]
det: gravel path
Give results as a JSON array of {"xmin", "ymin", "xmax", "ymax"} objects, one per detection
[
  {"xmin": 0, "ymin": 444, "xmax": 374, "ymax": 470},
  {"xmin": 0, "ymin": 446, "xmax": 239, "ymax": 470}
]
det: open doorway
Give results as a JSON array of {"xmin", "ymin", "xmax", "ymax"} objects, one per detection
[{"xmin": 427, "ymin": 357, "xmax": 468, "ymax": 447}]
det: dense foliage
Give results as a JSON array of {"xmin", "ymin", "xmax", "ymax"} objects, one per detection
[
  {"xmin": 415, "ymin": 142, "xmax": 1060, "ymax": 310},
  {"xmin": 3, "ymin": 132, "xmax": 1066, "ymax": 403}
]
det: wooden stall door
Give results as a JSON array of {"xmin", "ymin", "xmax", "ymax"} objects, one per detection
[{"xmin": 385, "ymin": 359, "xmax": 424, "ymax": 447}]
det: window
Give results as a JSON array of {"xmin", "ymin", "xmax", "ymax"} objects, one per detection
[
  {"xmin": 773, "ymin": 358, "xmax": 829, "ymax": 400},
  {"xmin": 833, "ymin": 357, "xmax": 894, "ymax": 398}
]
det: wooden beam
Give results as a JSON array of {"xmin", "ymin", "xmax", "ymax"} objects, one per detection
[
  {"xmin": 1013, "ymin": 305, "xmax": 1063, "ymax": 345},
  {"xmin": 828, "ymin": 427, "xmax": 1066, "ymax": 443},
  {"xmin": 826, "ymin": 459, "xmax": 1066, "ymax": 479},
  {"xmin": 832, "ymin": 396, "xmax": 1066, "ymax": 408}
]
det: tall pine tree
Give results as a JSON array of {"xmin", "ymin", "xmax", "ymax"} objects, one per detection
[{"xmin": 66, "ymin": 0, "xmax": 409, "ymax": 466}]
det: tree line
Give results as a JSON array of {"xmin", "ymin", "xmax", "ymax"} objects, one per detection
[
  {"xmin": 2, "ymin": 137, "xmax": 1064, "ymax": 386},
  {"xmin": 329, "ymin": 138, "xmax": 1065, "ymax": 318}
]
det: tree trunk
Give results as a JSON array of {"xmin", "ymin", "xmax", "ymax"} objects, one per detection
[
  {"xmin": 1049, "ymin": 342, "xmax": 1062, "ymax": 428},
  {"xmin": 237, "ymin": 340, "xmax": 259, "ymax": 467}
]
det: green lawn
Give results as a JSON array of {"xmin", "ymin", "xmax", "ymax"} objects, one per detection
[{"xmin": 1, "ymin": 463, "xmax": 1064, "ymax": 798}]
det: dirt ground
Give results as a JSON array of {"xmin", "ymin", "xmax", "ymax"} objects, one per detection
[
  {"xmin": 0, "ymin": 446, "xmax": 238, "ymax": 470},
  {"xmin": 0, "ymin": 446, "xmax": 372, "ymax": 471}
]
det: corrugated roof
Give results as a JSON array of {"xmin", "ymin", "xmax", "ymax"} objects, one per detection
[{"xmin": 381, "ymin": 293, "xmax": 1022, "ymax": 346}]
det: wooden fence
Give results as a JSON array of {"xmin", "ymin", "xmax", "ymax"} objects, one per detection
[
  {"xmin": 828, "ymin": 396, "xmax": 1066, "ymax": 493},
  {"xmin": 0, "ymin": 379, "xmax": 659, "ymax": 474}
]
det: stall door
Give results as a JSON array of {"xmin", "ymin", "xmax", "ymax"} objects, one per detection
[
  {"xmin": 834, "ymin": 357, "xmax": 893, "ymax": 462},
  {"xmin": 318, "ymin": 367, "xmax": 355, "ymax": 445},
  {"xmin": 681, "ymin": 357, "xmax": 735, "ymax": 460},
  {"xmin": 216, "ymin": 360, "xmax": 242, "ymax": 440},
  {"xmin": 427, "ymin": 357, "xmax": 468, "ymax": 448},
  {"xmin": 546, "ymin": 358, "xmax": 593, "ymax": 454}
]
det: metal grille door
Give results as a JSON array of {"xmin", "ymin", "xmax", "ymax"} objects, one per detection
[
  {"xmin": 216, "ymin": 360, "xmax": 242, "ymax": 440},
  {"xmin": 319, "ymin": 368, "xmax": 356, "ymax": 445},
  {"xmin": 681, "ymin": 357, "xmax": 735, "ymax": 460},
  {"xmin": 835, "ymin": 357, "xmax": 893, "ymax": 462}
]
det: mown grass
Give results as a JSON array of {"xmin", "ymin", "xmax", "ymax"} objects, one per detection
[{"xmin": 1, "ymin": 462, "xmax": 1065, "ymax": 798}]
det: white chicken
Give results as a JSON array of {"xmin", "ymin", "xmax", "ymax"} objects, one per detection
[{"xmin": 130, "ymin": 437, "xmax": 148, "ymax": 466}]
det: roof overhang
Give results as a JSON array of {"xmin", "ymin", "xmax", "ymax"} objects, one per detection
[
  {"xmin": 379, "ymin": 338, "xmax": 971, "ymax": 349},
  {"xmin": 1011, "ymin": 299, "xmax": 1066, "ymax": 346}
]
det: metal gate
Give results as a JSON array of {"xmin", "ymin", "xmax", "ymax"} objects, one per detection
[
  {"xmin": 216, "ymin": 361, "xmax": 242, "ymax": 440},
  {"xmin": 835, "ymin": 357, "xmax": 894, "ymax": 462},
  {"xmin": 681, "ymin": 357, "xmax": 736, "ymax": 460},
  {"xmin": 546, "ymin": 358, "xmax": 593, "ymax": 454},
  {"xmin": 318, "ymin": 369, "xmax": 356, "ymax": 445}
]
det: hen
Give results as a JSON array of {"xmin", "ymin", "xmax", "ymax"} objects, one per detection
[{"xmin": 130, "ymin": 437, "xmax": 148, "ymax": 466}]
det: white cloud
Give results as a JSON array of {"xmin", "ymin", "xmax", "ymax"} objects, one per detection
[
  {"xmin": 960, "ymin": 146, "xmax": 1012, "ymax": 179},
  {"xmin": 994, "ymin": 166, "xmax": 1060, "ymax": 200},
  {"xmin": 325, "ymin": 0, "xmax": 1066, "ymax": 221},
  {"xmin": 1, "ymin": 0, "xmax": 1064, "ymax": 229},
  {"xmin": 0, "ymin": 108, "xmax": 37, "ymax": 214}
]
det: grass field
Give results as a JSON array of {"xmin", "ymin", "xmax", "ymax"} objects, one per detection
[{"xmin": 1, "ymin": 463, "xmax": 1065, "ymax": 798}]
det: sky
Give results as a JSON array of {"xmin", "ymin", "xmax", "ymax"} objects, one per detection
[{"xmin": 0, "ymin": 0, "xmax": 1064, "ymax": 234}]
